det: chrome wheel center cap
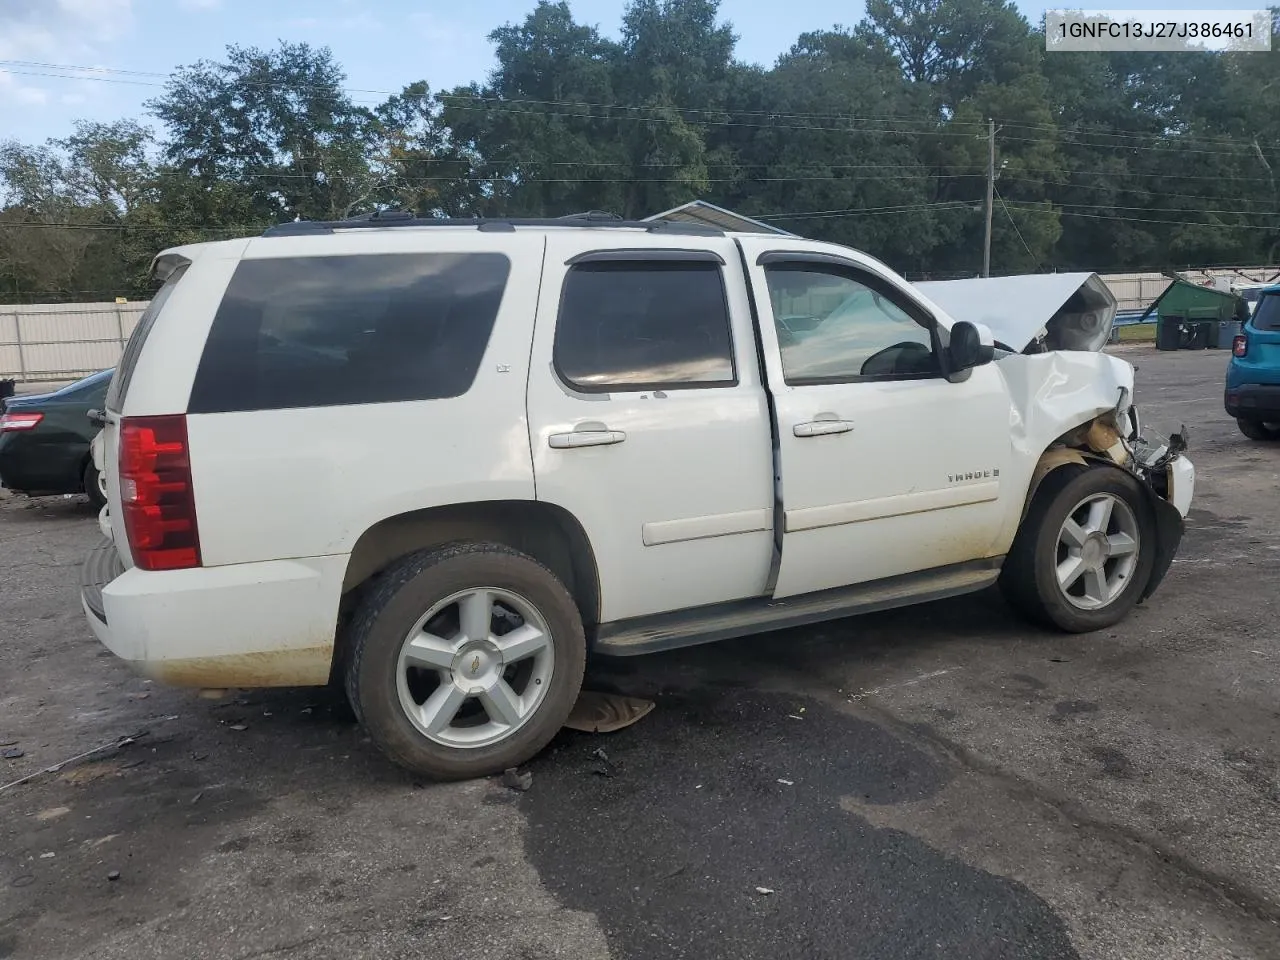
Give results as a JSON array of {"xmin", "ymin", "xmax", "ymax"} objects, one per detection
[{"xmin": 451, "ymin": 641, "xmax": 502, "ymax": 693}]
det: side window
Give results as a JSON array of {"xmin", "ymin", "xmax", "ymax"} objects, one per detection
[
  {"xmin": 188, "ymin": 253, "xmax": 510, "ymax": 414},
  {"xmin": 1253, "ymin": 293, "xmax": 1280, "ymax": 331},
  {"xmin": 554, "ymin": 260, "xmax": 736, "ymax": 391},
  {"xmin": 763, "ymin": 264, "xmax": 941, "ymax": 384}
]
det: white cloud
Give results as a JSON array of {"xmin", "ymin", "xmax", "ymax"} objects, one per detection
[
  {"xmin": 14, "ymin": 85, "xmax": 51, "ymax": 106},
  {"xmin": 0, "ymin": 1, "xmax": 134, "ymax": 136},
  {"xmin": 0, "ymin": 0, "xmax": 135, "ymax": 62}
]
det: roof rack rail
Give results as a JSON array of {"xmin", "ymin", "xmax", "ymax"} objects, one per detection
[{"xmin": 261, "ymin": 213, "xmax": 724, "ymax": 238}]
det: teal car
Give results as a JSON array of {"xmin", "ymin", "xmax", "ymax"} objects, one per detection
[{"xmin": 1225, "ymin": 285, "xmax": 1280, "ymax": 441}]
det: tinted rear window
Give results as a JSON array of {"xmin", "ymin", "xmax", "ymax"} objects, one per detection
[
  {"xmin": 554, "ymin": 261, "xmax": 736, "ymax": 391},
  {"xmin": 1253, "ymin": 293, "xmax": 1280, "ymax": 331},
  {"xmin": 106, "ymin": 263, "xmax": 188, "ymax": 411},
  {"xmin": 188, "ymin": 253, "xmax": 510, "ymax": 414}
]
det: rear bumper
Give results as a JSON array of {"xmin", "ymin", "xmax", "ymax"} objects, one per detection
[
  {"xmin": 1225, "ymin": 384, "xmax": 1280, "ymax": 420},
  {"xmin": 80, "ymin": 541, "xmax": 346, "ymax": 688}
]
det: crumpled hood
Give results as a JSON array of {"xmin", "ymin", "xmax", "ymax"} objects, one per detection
[{"xmin": 914, "ymin": 273, "xmax": 1117, "ymax": 353}]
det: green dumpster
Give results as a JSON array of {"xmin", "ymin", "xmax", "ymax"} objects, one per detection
[{"xmin": 1142, "ymin": 276, "xmax": 1246, "ymax": 350}]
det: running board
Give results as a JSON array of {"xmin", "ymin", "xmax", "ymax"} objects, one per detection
[{"xmin": 592, "ymin": 557, "xmax": 1003, "ymax": 656}]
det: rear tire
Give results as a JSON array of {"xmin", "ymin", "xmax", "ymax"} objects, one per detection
[
  {"xmin": 83, "ymin": 462, "xmax": 106, "ymax": 510},
  {"xmin": 1000, "ymin": 465, "xmax": 1156, "ymax": 633},
  {"xmin": 1237, "ymin": 418, "xmax": 1280, "ymax": 441},
  {"xmin": 344, "ymin": 541, "xmax": 586, "ymax": 781}
]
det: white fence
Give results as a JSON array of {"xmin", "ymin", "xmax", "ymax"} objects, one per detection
[{"xmin": 1, "ymin": 301, "xmax": 147, "ymax": 383}]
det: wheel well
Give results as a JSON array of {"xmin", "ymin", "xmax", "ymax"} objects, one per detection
[{"xmin": 337, "ymin": 499, "xmax": 601, "ymax": 650}]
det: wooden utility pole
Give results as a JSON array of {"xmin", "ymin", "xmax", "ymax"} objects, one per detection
[{"xmin": 983, "ymin": 118, "xmax": 995, "ymax": 278}]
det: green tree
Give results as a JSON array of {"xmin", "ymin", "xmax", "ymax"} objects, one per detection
[
  {"xmin": 147, "ymin": 42, "xmax": 381, "ymax": 223},
  {"xmin": 439, "ymin": 1, "xmax": 626, "ymax": 216}
]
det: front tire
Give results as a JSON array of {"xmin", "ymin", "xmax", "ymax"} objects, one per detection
[
  {"xmin": 1237, "ymin": 418, "xmax": 1280, "ymax": 441},
  {"xmin": 1000, "ymin": 465, "xmax": 1156, "ymax": 633},
  {"xmin": 344, "ymin": 542, "xmax": 586, "ymax": 781}
]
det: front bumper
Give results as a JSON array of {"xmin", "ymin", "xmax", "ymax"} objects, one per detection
[
  {"xmin": 80, "ymin": 539, "xmax": 346, "ymax": 688},
  {"xmin": 1225, "ymin": 384, "xmax": 1280, "ymax": 421}
]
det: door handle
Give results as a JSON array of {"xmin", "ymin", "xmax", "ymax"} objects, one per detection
[
  {"xmin": 793, "ymin": 416, "xmax": 853, "ymax": 438},
  {"xmin": 549, "ymin": 422, "xmax": 627, "ymax": 449}
]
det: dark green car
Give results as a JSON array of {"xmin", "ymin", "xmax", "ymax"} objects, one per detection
[{"xmin": 0, "ymin": 369, "xmax": 112, "ymax": 507}]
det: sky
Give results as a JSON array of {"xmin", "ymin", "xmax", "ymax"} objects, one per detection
[{"xmin": 0, "ymin": 0, "xmax": 1236, "ymax": 147}]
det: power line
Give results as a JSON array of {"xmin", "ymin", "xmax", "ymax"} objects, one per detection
[
  {"xmin": 7, "ymin": 57, "xmax": 1275, "ymax": 154},
  {"xmin": 1000, "ymin": 202, "xmax": 1280, "ymax": 232},
  {"xmin": 1002, "ymin": 176, "xmax": 1280, "ymax": 206},
  {"xmin": 995, "ymin": 187, "xmax": 1042, "ymax": 270},
  {"xmin": 3, "ymin": 60, "xmax": 1277, "ymax": 157},
  {"xmin": 1002, "ymin": 198, "xmax": 1280, "ymax": 218}
]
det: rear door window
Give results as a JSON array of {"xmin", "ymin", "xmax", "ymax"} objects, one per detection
[
  {"xmin": 553, "ymin": 260, "xmax": 736, "ymax": 391},
  {"xmin": 1252, "ymin": 293, "xmax": 1280, "ymax": 331},
  {"xmin": 188, "ymin": 253, "xmax": 510, "ymax": 414}
]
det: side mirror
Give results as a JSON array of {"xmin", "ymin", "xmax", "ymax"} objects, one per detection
[{"xmin": 948, "ymin": 320, "xmax": 996, "ymax": 373}]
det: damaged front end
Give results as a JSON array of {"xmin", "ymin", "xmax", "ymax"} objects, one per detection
[{"xmin": 1053, "ymin": 390, "xmax": 1194, "ymax": 601}]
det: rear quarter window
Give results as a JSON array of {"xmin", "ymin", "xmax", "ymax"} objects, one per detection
[
  {"xmin": 187, "ymin": 253, "xmax": 510, "ymax": 414},
  {"xmin": 1252, "ymin": 293, "xmax": 1280, "ymax": 331}
]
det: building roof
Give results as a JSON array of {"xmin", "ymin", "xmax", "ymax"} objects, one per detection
[{"xmin": 643, "ymin": 199, "xmax": 795, "ymax": 236}]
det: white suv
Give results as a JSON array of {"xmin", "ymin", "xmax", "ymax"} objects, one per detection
[{"xmin": 81, "ymin": 214, "xmax": 1195, "ymax": 780}]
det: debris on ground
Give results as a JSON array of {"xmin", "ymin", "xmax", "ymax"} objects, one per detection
[
  {"xmin": 755, "ymin": 887, "xmax": 775, "ymax": 895},
  {"xmin": 590, "ymin": 747, "xmax": 617, "ymax": 779},
  {"xmin": 107, "ymin": 870, "xmax": 120, "ymax": 882},
  {"xmin": 39, "ymin": 852, "xmax": 55, "ymax": 859},
  {"xmin": 36, "ymin": 807, "xmax": 71, "ymax": 821},
  {"xmin": 563, "ymin": 690, "xmax": 655, "ymax": 733},
  {"xmin": 501, "ymin": 767, "xmax": 532, "ymax": 792},
  {"xmin": 228, "ymin": 724, "xmax": 248, "ymax": 732},
  {"xmin": 777, "ymin": 778, "xmax": 794, "ymax": 786},
  {"xmin": 0, "ymin": 731, "xmax": 148, "ymax": 793},
  {"xmin": 2, "ymin": 746, "xmax": 24, "ymax": 760}
]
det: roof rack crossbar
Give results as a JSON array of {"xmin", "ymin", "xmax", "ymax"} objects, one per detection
[{"xmin": 261, "ymin": 216, "xmax": 724, "ymax": 238}]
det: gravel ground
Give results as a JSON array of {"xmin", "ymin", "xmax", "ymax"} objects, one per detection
[{"xmin": 1, "ymin": 346, "xmax": 1278, "ymax": 960}]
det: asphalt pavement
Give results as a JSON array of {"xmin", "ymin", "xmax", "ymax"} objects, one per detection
[{"xmin": 1, "ymin": 346, "xmax": 1278, "ymax": 960}]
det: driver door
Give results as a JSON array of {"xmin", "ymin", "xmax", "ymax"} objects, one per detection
[{"xmin": 739, "ymin": 241, "xmax": 1013, "ymax": 599}]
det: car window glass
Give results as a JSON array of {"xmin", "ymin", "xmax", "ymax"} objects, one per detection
[
  {"xmin": 554, "ymin": 261, "xmax": 735, "ymax": 390},
  {"xmin": 188, "ymin": 253, "xmax": 510, "ymax": 413},
  {"xmin": 763, "ymin": 265, "xmax": 939, "ymax": 383},
  {"xmin": 1252, "ymin": 292, "xmax": 1280, "ymax": 331}
]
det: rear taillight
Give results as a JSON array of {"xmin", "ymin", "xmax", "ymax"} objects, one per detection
[
  {"xmin": 0, "ymin": 411, "xmax": 43, "ymax": 432},
  {"xmin": 1233, "ymin": 334, "xmax": 1248, "ymax": 357},
  {"xmin": 119, "ymin": 415, "xmax": 201, "ymax": 571}
]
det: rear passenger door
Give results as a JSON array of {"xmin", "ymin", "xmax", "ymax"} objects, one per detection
[{"xmin": 526, "ymin": 235, "xmax": 775, "ymax": 624}]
